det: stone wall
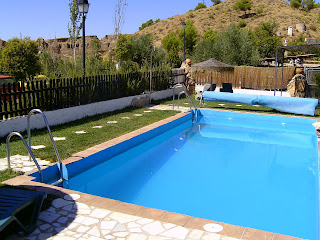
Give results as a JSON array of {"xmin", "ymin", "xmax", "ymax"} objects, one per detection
[{"xmin": 37, "ymin": 35, "xmax": 118, "ymax": 59}]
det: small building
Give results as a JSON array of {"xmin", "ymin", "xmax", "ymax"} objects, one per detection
[{"xmin": 288, "ymin": 26, "xmax": 293, "ymax": 36}]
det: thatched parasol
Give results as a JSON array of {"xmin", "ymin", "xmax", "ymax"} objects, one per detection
[{"xmin": 192, "ymin": 58, "xmax": 234, "ymax": 72}]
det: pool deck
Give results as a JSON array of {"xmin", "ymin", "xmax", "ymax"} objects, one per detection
[{"xmin": 2, "ymin": 107, "xmax": 311, "ymax": 240}]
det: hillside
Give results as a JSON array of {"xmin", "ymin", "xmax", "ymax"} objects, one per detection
[
  {"xmin": 137, "ymin": 0, "xmax": 320, "ymax": 46},
  {"xmin": 10, "ymin": 0, "xmax": 319, "ymax": 59}
]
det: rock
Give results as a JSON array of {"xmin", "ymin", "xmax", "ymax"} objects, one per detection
[{"xmin": 131, "ymin": 96, "xmax": 150, "ymax": 107}]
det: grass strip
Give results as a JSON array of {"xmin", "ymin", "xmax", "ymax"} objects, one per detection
[{"xmin": 0, "ymin": 107, "xmax": 179, "ymax": 162}]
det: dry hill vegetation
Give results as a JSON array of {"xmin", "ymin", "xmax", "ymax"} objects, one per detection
[{"xmin": 138, "ymin": 0, "xmax": 320, "ymax": 45}]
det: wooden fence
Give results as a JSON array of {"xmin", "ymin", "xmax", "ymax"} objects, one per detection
[
  {"xmin": 194, "ymin": 66, "xmax": 296, "ymax": 90},
  {"xmin": 0, "ymin": 71, "xmax": 172, "ymax": 120}
]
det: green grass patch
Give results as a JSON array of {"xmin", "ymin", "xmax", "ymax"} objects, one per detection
[
  {"xmin": 0, "ymin": 169, "xmax": 24, "ymax": 185},
  {"xmin": 0, "ymin": 107, "xmax": 179, "ymax": 162}
]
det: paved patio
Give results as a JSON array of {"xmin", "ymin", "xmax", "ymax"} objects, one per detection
[{"xmin": 4, "ymin": 192, "xmax": 243, "ymax": 240}]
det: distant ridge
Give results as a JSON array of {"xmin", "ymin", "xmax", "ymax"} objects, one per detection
[{"xmin": 137, "ymin": 0, "xmax": 320, "ymax": 46}]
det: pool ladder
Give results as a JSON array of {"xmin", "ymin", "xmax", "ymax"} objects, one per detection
[
  {"xmin": 6, "ymin": 109, "xmax": 68, "ymax": 185},
  {"xmin": 172, "ymin": 84, "xmax": 198, "ymax": 122}
]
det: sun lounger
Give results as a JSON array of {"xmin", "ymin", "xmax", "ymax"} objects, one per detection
[{"xmin": 0, "ymin": 188, "xmax": 47, "ymax": 234}]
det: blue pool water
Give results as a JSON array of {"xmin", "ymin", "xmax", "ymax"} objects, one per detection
[{"xmin": 36, "ymin": 110, "xmax": 320, "ymax": 239}]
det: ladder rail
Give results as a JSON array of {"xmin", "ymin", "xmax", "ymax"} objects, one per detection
[
  {"xmin": 27, "ymin": 109, "xmax": 64, "ymax": 183},
  {"xmin": 173, "ymin": 84, "xmax": 197, "ymax": 111},
  {"xmin": 6, "ymin": 132, "xmax": 44, "ymax": 183}
]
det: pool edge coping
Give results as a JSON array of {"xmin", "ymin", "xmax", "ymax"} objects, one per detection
[{"xmin": 3, "ymin": 110, "xmax": 306, "ymax": 240}]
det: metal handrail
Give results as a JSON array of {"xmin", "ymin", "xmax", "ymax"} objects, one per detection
[
  {"xmin": 6, "ymin": 132, "xmax": 43, "ymax": 183},
  {"xmin": 173, "ymin": 84, "xmax": 197, "ymax": 111},
  {"xmin": 27, "ymin": 109, "xmax": 65, "ymax": 184}
]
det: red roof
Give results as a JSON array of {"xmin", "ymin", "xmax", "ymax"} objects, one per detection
[{"xmin": 0, "ymin": 75, "xmax": 13, "ymax": 79}]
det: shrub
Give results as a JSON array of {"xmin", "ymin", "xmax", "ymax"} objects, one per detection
[
  {"xmin": 291, "ymin": 0, "xmax": 302, "ymax": 9},
  {"xmin": 188, "ymin": 11, "xmax": 195, "ymax": 18},
  {"xmin": 310, "ymin": 24, "xmax": 317, "ymax": 31},
  {"xmin": 255, "ymin": 7, "xmax": 263, "ymax": 14},
  {"xmin": 238, "ymin": 20, "xmax": 247, "ymax": 28},
  {"xmin": 195, "ymin": 3, "xmax": 207, "ymax": 10}
]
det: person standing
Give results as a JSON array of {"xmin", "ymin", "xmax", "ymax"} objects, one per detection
[{"xmin": 184, "ymin": 59, "xmax": 195, "ymax": 95}]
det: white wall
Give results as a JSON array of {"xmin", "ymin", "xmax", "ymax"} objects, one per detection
[{"xmin": 0, "ymin": 87, "xmax": 183, "ymax": 138}]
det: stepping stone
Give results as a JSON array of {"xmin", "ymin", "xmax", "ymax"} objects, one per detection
[
  {"xmin": 134, "ymin": 114, "xmax": 143, "ymax": 117},
  {"xmin": 31, "ymin": 145, "xmax": 46, "ymax": 149},
  {"xmin": 53, "ymin": 137, "xmax": 66, "ymax": 141},
  {"xmin": 75, "ymin": 131, "xmax": 86, "ymax": 134},
  {"xmin": 22, "ymin": 167, "xmax": 34, "ymax": 172},
  {"xmin": 107, "ymin": 121, "xmax": 118, "ymax": 124},
  {"xmin": 92, "ymin": 126, "xmax": 103, "ymax": 129},
  {"xmin": 203, "ymin": 223, "xmax": 223, "ymax": 233},
  {"xmin": 144, "ymin": 110, "xmax": 152, "ymax": 113},
  {"xmin": 121, "ymin": 117, "xmax": 130, "ymax": 119},
  {"xmin": 218, "ymin": 104, "xmax": 225, "ymax": 106}
]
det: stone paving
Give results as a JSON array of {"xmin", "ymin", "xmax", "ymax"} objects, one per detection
[
  {"xmin": 5, "ymin": 193, "xmax": 238, "ymax": 240},
  {"xmin": 0, "ymin": 154, "xmax": 51, "ymax": 172}
]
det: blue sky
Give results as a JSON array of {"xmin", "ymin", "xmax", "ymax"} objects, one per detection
[{"xmin": 0, "ymin": 0, "xmax": 211, "ymax": 41}]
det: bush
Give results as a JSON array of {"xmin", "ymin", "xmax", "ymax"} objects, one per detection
[
  {"xmin": 195, "ymin": 3, "xmax": 207, "ymax": 10},
  {"xmin": 255, "ymin": 7, "xmax": 263, "ymax": 14},
  {"xmin": 238, "ymin": 20, "xmax": 247, "ymax": 28},
  {"xmin": 310, "ymin": 24, "xmax": 317, "ymax": 31},
  {"xmin": 291, "ymin": 0, "xmax": 302, "ymax": 9}
]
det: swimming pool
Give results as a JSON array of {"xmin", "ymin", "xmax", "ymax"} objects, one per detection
[{"xmin": 31, "ymin": 109, "xmax": 320, "ymax": 239}]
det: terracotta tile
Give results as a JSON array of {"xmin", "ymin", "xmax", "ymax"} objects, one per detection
[
  {"xmin": 184, "ymin": 217, "xmax": 217, "ymax": 230},
  {"xmin": 160, "ymin": 212, "xmax": 192, "ymax": 226},
  {"xmin": 135, "ymin": 207, "xmax": 167, "ymax": 220},
  {"xmin": 72, "ymin": 150, "xmax": 90, "ymax": 158},
  {"xmin": 2, "ymin": 175, "xmax": 34, "ymax": 185},
  {"xmin": 90, "ymin": 196, "xmax": 122, "ymax": 210},
  {"xmin": 114, "ymin": 202, "xmax": 144, "ymax": 215},
  {"xmin": 216, "ymin": 222, "xmax": 246, "ymax": 239},
  {"xmin": 72, "ymin": 192, "xmax": 99, "ymax": 205},
  {"xmin": 63, "ymin": 156, "xmax": 83, "ymax": 165},
  {"xmin": 241, "ymin": 228, "xmax": 274, "ymax": 240},
  {"xmin": 273, "ymin": 233, "xmax": 304, "ymax": 240}
]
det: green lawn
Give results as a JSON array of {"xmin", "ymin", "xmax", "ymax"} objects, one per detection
[{"xmin": 0, "ymin": 107, "xmax": 179, "ymax": 162}]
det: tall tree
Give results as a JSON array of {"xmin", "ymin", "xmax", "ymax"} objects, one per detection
[
  {"xmin": 68, "ymin": 0, "xmax": 82, "ymax": 63},
  {"xmin": 115, "ymin": 34, "xmax": 134, "ymax": 62},
  {"xmin": 254, "ymin": 21, "xmax": 282, "ymax": 58},
  {"xmin": 114, "ymin": 0, "xmax": 128, "ymax": 40},
  {"xmin": 162, "ymin": 32, "xmax": 180, "ymax": 53},
  {"xmin": 1, "ymin": 38, "xmax": 41, "ymax": 80},
  {"xmin": 131, "ymin": 34, "xmax": 153, "ymax": 68},
  {"xmin": 213, "ymin": 23, "xmax": 259, "ymax": 66},
  {"xmin": 302, "ymin": 0, "xmax": 317, "ymax": 11},
  {"xmin": 178, "ymin": 20, "xmax": 198, "ymax": 55}
]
